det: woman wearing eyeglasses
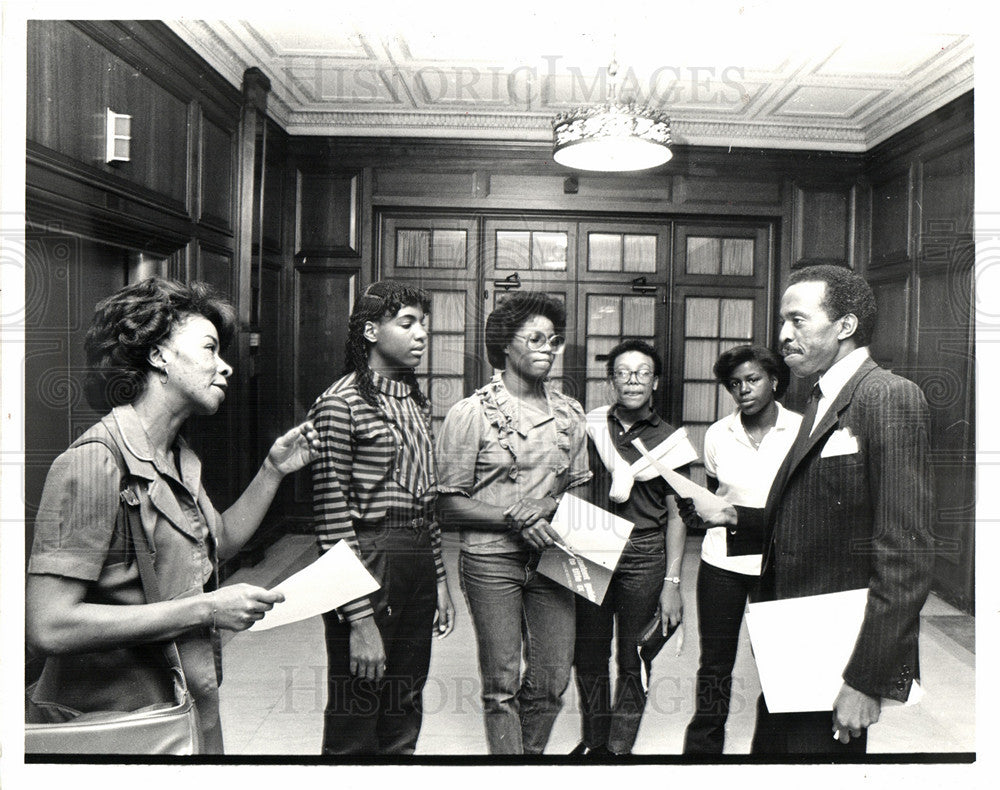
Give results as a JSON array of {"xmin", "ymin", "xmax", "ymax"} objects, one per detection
[
  {"xmin": 436, "ymin": 292, "xmax": 591, "ymax": 755},
  {"xmin": 572, "ymin": 339, "xmax": 693, "ymax": 756}
]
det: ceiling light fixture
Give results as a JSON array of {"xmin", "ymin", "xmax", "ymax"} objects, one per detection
[{"xmin": 552, "ymin": 58, "xmax": 672, "ymax": 172}]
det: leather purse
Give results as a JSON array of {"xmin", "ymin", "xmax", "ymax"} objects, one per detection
[{"xmin": 25, "ymin": 436, "xmax": 202, "ymax": 755}]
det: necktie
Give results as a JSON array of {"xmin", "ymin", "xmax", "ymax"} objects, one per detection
[
  {"xmin": 760, "ymin": 383, "xmax": 823, "ymax": 599},
  {"xmin": 788, "ymin": 382, "xmax": 822, "ymax": 459},
  {"xmin": 804, "ymin": 382, "xmax": 822, "ymax": 435}
]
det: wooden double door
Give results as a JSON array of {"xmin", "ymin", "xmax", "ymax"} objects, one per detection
[{"xmin": 378, "ymin": 211, "xmax": 776, "ymax": 483}]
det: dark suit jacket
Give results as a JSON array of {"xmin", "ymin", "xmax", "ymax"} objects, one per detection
[{"xmin": 737, "ymin": 356, "xmax": 934, "ymax": 702}]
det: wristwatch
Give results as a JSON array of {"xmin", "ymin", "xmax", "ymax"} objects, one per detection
[{"xmin": 664, "ymin": 576, "xmax": 681, "ymax": 585}]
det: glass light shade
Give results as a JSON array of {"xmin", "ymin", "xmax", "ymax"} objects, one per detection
[{"xmin": 553, "ymin": 102, "xmax": 672, "ymax": 172}]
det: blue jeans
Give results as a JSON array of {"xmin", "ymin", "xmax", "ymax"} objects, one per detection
[
  {"xmin": 573, "ymin": 528, "xmax": 666, "ymax": 754},
  {"xmin": 459, "ymin": 549, "xmax": 576, "ymax": 755},
  {"xmin": 683, "ymin": 559, "xmax": 758, "ymax": 754}
]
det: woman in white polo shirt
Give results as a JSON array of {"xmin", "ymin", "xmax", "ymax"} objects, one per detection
[{"xmin": 682, "ymin": 344, "xmax": 801, "ymax": 754}]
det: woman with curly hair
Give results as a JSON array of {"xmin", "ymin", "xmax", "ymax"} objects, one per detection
[
  {"xmin": 682, "ymin": 344, "xmax": 801, "ymax": 754},
  {"xmin": 436, "ymin": 291, "xmax": 591, "ymax": 755},
  {"xmin": 307, "ymin": 280, "xmax": 455, "ymax": 755},
  {"xmin": 26, "ymin": 277, "xmax": 320, "ymax": 754}
]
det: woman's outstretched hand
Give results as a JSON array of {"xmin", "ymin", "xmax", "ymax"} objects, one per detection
[
  {"xmin": 264, "ymin": 421, "xmax": 321, "ymax": 476},
  {"xmin": 210, "ymin": 584, "xmax": 285, "ymax": 631}
]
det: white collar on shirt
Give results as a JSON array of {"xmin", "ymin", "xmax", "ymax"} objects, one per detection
[
  {"xmin": 724, "ymin": 400, "xmax": 799, "ymax": 445},
  {"xmin": 813, "ymin": 346, "xmax": 870, "ymax": 429}
]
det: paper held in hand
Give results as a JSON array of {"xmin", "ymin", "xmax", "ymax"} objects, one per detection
[
  {"xmin": 536, "ymin": 493, "xmax": 634, "ymax": 605},
  {"xmin": 248, "ymin": 540, "xmax": 381, "ymax": 631},
  {"xmin": 630, "ymin": 437, "xmax": 732, "ymax": 520},
  {"xmin": 745, "ymin": 588, "xmax": 923, "ymax": 713}
]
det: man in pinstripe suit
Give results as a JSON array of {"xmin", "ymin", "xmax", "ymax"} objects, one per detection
[{"xmin": 707, "ymin": 265, "xmax": 935, "ymax": 755}]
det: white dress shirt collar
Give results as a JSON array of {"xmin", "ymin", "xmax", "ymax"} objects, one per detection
[{"xmin": 812, "ymin": 346, "xmax": 870, "ymax": 430}]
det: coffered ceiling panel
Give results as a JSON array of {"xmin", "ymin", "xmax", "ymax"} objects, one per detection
[
  {"xmin": 775, "ymin": 86, "xmax": 886, "ymax": 118},
  {"xmin": 166, "ymin": 5, "xmax": 974, "ymax": 152}
]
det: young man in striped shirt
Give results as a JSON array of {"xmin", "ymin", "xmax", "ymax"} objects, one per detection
[{"xmin": 308, "ymin": 280, "xmax": 455, "ymax": 755}]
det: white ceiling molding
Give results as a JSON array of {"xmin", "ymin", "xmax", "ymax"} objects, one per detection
[{"xmin": 165, "ymin": 19, "xmax": 973, "ymax": 151}]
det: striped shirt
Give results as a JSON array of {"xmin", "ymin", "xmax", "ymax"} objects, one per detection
[{"xmin": 308, "ymin": 370, "xmax": 445, "ymax": 621}]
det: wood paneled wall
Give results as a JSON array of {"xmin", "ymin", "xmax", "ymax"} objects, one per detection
[
  {"xmin": 863, "ymin": 94, "xmax": 975, "ymax": 611},
  {"xmin": 24, "ymin": 21, "xmax": 297, "ymax": 574}
]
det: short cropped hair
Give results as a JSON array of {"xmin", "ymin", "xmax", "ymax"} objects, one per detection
[
  {"xmin": 713, "ymin": 344, "xmax": 791, "ymax": 399},
  {"xmin": 484, "ymin": 291, "xmax": 567, "ymax": 370},
  {"xmin": 84, "ymin": 277, "xmax": 236, "ymax": 410},
  {"xmin": 788, "ymin": 264, "xmax": 877, "ymax": 346},
  {"xmin": 605, "ymin": 339, "xmax": 663, "ymax": 378}
]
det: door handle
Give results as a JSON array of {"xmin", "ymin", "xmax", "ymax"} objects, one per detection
[
  {"xmin": 631, "ymin": 276, "xmax": 656, "ymax": 294},
  {"xmin": 493, "ymin": 272, "xmax": 522, "ymax": 291}
]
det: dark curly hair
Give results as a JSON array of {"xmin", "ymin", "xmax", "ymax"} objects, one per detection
[
  {"xmin": 344, "ymin": 280, "xmax": 431, "ymax": 409},
  {"xmin": 605, "ymin": 339, "xmax": 663, "ymax": 378},
  {"xmin": 484, "ymin": 291, "xmax": 567, "ymax": 370},
  {"xmin": 84, "ymin": 277, "xmax": 236, "ymax": 410},
  {"xmin": 713, "ymin": 344, "xmax": 790, "ymax": 399},
  {"xmin": 788, "ymin": 264, "xmax": 877, "ymax": 346}
]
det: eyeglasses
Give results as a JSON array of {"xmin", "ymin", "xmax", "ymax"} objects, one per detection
[
  {"xmin": 512, "ymin": 332, "xmax": 566, "ymax": 353},
  {"xmin": 612, "ymin": 368, "xmax": 655, "ymax": 384}
]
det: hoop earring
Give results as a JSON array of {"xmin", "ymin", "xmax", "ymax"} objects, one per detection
[{"xmin": 158, "ymin": 366, "xmax": 168, "ymax": 384}]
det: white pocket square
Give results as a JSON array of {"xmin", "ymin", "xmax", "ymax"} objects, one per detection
[{"xmin": 821, "ymin": 428, "xmax": 859, "ymax": 458}]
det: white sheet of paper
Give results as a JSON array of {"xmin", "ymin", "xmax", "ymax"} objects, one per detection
[
  {"xmin": 548, "ymin": 493, "xmax": 634, "ymax": 570},
  {"xmin": 631, "ymin": 428, "xmax": 699, "ymax": 475},
  {"xmin": 745, "ymin": 588, "xmax": 922, "ymax": 712},
  {"xmin": 248, "ymin": 540, "xmax": 381, "ymax": 631},
  {"xmin": 631, "ymin": 438, "xmax": 732, "ymax": 519}
]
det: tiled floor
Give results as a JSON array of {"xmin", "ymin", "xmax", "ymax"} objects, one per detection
[{"xmin": 218, "ymin": 532, "xmax": 975, "ymax": 757}]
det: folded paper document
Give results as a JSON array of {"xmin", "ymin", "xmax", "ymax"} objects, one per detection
[
  {"xmin": 546, "ymin": 492, "xmax": 634, "ymax": 569},
  {"xmin": 538, "ymin": 493, "xmax": 634, "ymax": 604},
  {"xmin": 634, "ymin": 428, "xmax": 700, "ymax": 473},
  {"xmin": 746, "ymin": 588, "xmax": 922, "ymax": 712},
  {"xmin": 249, "ymin": 540, "xmax": 381, "ymax": 631},
  {"xmin": 537, "ymin": 549, "xmax": 615, "ymax": 605},
  {"xmin": 631, "ymin": 437, "xmax": 732, "ymax": 520}
]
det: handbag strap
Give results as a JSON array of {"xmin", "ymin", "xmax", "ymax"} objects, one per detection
[{"xmin": 75, "ymin": 433, "xmax": 187, "ymax": 678}]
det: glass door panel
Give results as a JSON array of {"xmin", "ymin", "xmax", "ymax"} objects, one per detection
[
  {"xmin": 412, "ymin": 284, "xmax": 479, "ymax": 433},
  {"xmin": 675, "ymin": 292, "xmax": 762, "ymax": 483},
  {"xmin": 381, "ymin": 215, "xmax": 478, "ymax": 278},
  {"xmin": 669, "ymin": 221, "xmax": 773, "ymax": 483},
  {"xmin": 577, "ymin": 289, "xmax": 662, "ymax": 412},
  {"xmin": 483, "ymin": 218, "xmax": 575, "ymax": 287},
  {"xmin": 577, "ymin": 220, "xmax": 669, "ymax": 283}
]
